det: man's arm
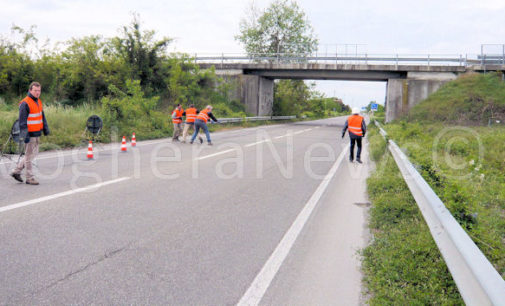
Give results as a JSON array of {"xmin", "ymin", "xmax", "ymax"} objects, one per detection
[
  {"xmin": 42, "ymin": 111, "xmax": 50, "ymax": 136},
  {"xmin": 341, "ymin": 120, "xmax": 348, "ymax": 138},
  {"xmin": 18, "ymin": 102, "xmax": 29, "ymax": 142},
  {"xmin": 208, "ymin": 112, "xmax": 219, "ymax": 123},
  {"xmin": 362, "ymin": 120, "xmax": 366, "ymax": 137}
]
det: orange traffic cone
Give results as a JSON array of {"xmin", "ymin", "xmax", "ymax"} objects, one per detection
[
  {"xmin": 131, "ymin": 132, "xmax": 136, "ymax": 147},
  {"xmin": 87, "ymin": 141, "xmax": 94, "ymax": 159},
  {"xmin": 121, "ymin": 136, "xmax": 127, "ymax": 152}
]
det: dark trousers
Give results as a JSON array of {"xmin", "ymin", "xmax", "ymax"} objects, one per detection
[{"xmin": 350, "ymin": 137, "xmax": 362, "ymax": 160}]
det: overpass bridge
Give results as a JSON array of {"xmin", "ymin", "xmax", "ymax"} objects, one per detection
[{"xmin": 195, "ymin": 54, "xmax": 505, "ymax": 122}]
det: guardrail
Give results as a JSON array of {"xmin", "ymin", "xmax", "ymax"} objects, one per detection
[
  {"xmin": 374, "ymin": 121, "xmax": 505, "ymax": 305},
  {"xmin": 193, "ymin": 53, "xmax": 505, "ymax": 67},
  {"xmin": 216, "ymin": 115, "xmax": 296, "ymax": 124}
]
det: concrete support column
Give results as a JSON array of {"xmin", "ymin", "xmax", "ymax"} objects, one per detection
[
  {"xmin": 385, "ymin": 72, "xmax": 458, "ymax": 122},
  {"xmin": 241, "ymin": 75, "xmax": 274, "ymax": 116},
  {"xmin": 385, "ymin": 79, "xmax": 407, "ymax": 123}
]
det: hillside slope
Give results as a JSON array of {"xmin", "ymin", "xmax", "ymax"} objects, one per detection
[{"xmin": 408, "ymin": 72, "xmax": 505, "ymax": 125}]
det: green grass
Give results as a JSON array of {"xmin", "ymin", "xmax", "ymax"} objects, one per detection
[
  {"xmin": 408, "ymin": 72, "xmax": 505, "ymax": 125},
  {"xmin": 363, "ymin": 124, "xmax": 463, "ymax": 304}
]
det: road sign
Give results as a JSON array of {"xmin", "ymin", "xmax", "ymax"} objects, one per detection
[{"xmin": 371, "ymin": 103, "xmax": 378, "ymax": 111}]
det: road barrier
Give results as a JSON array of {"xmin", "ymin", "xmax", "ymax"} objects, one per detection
[
  {"xmin": 216, "ymin": 115, "xmax": 296, "ymax": 124},
  {"xmin": 374, "ymin": 121, "xmax": 505, "ymax": 305}
]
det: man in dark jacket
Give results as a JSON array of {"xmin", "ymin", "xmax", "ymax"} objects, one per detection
[
  {"xmin": 10, "ymin": 82, "xmax": 50, "ymax": 185},
  {"xmin": 342, "ymin": 107, "xmax": 366, "ymax": 163}
]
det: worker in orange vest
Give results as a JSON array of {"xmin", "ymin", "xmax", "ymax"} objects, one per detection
[
  {"xmin": 181, "ymin": 104, "xmax": 203, "ymax": 143},
  {"xmin": 190, "ymin": 105, "xmax": 219, "ymax": 145},
  {"xmin": 342, "ymin": 107, "xmax": 366, "ymax": 163},
  {"xmin": 10, "ymin": 82, "xmax": 50, "ymax": 185},
  {"xmin": 171, "ymin": 104, "xmax": 184, "ymax": 142}
]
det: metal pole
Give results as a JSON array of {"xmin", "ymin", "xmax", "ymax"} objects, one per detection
[
  {"xmin": 459, "ymin": 54, "xmax": 462, "ymax": 67},
  {"xmin": 336, "ymin": 46, "xmax": 338, "ymax": 65},
  {"xmin": 502, "ymin": 44, "xmax": 504, "ymax": 65},
  {"xmin": 480, "ymin": 44, "xmax": 484, "ymax": 66},
  {"xmin": 395, "ymin": 54, "xmax": 398, "ymax": 67},
  {"xmin": 428, "ymin": 54, "xmax": 430, "ymax": 67}
]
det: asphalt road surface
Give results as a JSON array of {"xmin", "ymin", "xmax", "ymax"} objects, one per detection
[{"xmin": 0, "ymin": 117, "xmax": 371, "ymax": 305}]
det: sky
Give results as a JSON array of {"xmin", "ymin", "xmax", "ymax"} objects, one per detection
[{"xmin": 1, "ymin": 0, "xmax": 505, "ymax": 108}]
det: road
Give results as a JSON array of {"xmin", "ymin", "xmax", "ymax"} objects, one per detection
[{"xmin": 0, "ymin": 117, "xmax": 370, "ymax": 305}]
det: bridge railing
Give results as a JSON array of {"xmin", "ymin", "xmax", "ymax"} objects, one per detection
[
  {"xmin": 374, "ymin": 120, "xmax": 505, "ymax": 305},
  {"xmin": 193, "ymin": 53, "xmax": 505, "ymax": 67}
]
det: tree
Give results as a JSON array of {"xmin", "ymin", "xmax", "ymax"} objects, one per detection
[
  {"xmin": 111, "ymin": 14, "xmax": 172, "ymax": 94},
  {"xmin": 273, "ymin": 79, "xmax": 312, "ymax": 115},
  {"xmin": 236, "ymin": 0, "xmax": 318, "ymax": 57}
]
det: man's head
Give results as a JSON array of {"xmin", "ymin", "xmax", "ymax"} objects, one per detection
[
  {"xmin": 29, "ymin": 82, "xmax": 41, "ymax": 99},
  {"xmin": 189, "ymin": 104, "xmax": 194, "ymax": 108},
  {"xmin": 206, "ymin": 105, "xmax": 213, "ymax": 111},
  {"xmin": 176, "ymin": 103, "xmax": 181, "ymax": 109},
  {"xmin": 352, "ymin": 107, "xmax": 360, "ymax": 115}
]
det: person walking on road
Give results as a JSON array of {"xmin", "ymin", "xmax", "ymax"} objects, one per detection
[
  {"xmin": 190, "ymin": 105, "xmax": 219, "ymax": 145},
  {"xmin": 10, "ymin": 82, "xmax": 50, "ymax": 185},
  {"xmin": 342, "ymin": 107, "xmax": 366, "ymax": 163},
  {"xmin": 181, "ymin": 104, "xmax": 203, "ymax": 144},
  {"xmin": 171, "ymin": 104, "xmax": 184, "ymax": 142}
]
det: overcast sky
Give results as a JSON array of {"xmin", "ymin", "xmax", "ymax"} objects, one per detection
[{"xmin": 1, "ymin": 0, "xmax": 504, "ymax": 108}]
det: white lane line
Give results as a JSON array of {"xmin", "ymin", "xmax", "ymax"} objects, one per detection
[
  {"xmin": 197, "ymin": 149, "xmax": 236, "ymax": 161},
  {"xmin": 274, "ymin": 135, "xmax": 285, "ymax": 140},
  {"xmin": 237, "ymin": 146, "xmax": 349, "ymax": 306},
  {"xmin": 244, "ymin": 139, "xmax": 270, "ymax": 148},
  {"xmin": 0, "ymin": 177, "xmax": 131, "ymax": 213}
]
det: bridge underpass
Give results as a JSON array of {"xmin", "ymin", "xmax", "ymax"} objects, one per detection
[{"xmin": 198, "ymin": 58, "xmax": 505, "ymax": 122}]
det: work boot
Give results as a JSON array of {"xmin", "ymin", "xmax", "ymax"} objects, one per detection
[
  {"xmin": 26, "ymin": 178, "xmax": 39, "ymax": 185},
  {"xmin": 181, "ymin": 140, "xmax": 186, "ymax": 143},
  {"xmin": 199, "ymin": 136, "xmax": 203, "ymax": 144},
  {"xmin": 11, "ymin": 173, "xmax": 23, "ymax": 183},
  {"xmin": 208, "ymin": 142, "xmax": 213, "ymax": 146},
  {"xmin": 356, "ymin": 158, "xmax": 363, "ymax": 164},
  {"xmin": 349, "ymin": 157, "xmax": 353, "ymax": 163}
]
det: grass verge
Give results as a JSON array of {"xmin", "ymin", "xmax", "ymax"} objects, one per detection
[{"xmin": 362, "ymin": 123, "xmax": 463, "ymax": 304}]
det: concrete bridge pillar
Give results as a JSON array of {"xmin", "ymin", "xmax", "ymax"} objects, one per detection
[
  {"xmin": 241, "ymin": 75, "xmax": 274, "ymax": 116},
  {"xmin": 385, "ymin": 72, "xmax": 458, "ymax": 122}
]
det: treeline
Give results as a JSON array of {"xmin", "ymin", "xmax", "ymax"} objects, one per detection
[
  {"xmin": 0, "ymin": 16, "xmax": 239, "ymax": 113},
  {"xmin": 274, "ymin": 79, "xmax": 350, "ymax": 117}
]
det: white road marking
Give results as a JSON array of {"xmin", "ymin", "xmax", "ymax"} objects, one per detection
[
  {"xmin": 244, "ymin": 139, "xmax": 270, "ymax": 148},
  {"xmin": 0, "ymin": 177, "xmax": 131, "ymax": 213},
  {"xmin": 237, "ymin": 146, "xmax": 349, "ymax": 306},
  {"xmin": 197, "ymin": 149, "xmax": 236, "ymax": 161}
]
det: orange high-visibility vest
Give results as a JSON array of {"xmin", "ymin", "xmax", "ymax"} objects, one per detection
[
  {"xmin": 196, "ymin": 109, "xmax": 210, "ymax": 123},
  {"xmin": 347, "ymin": 115, "xmax": 364, "ymax": 136},
  {"xmin": 20, "ymin": 96, "xmax": 44, "ymax": 132},
  {"xmin": 185, "ymin": 108, "xmax": 198, "ymax": 123},
  {"xmin": 172, "ymin": 108, "xmax": 184, "ymax": 124}
]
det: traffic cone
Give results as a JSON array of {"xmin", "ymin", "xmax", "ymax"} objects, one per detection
[
  {"xmin": 87, "ymin": 141, "xmax": 94, "ymax": 159},
  {"xmin": 131, "ymin": 132, "xmax": 136, "ymax": 147},
  {"xmin": 121, "ymin": 136, "xmax": 127, "ymax": 152}
]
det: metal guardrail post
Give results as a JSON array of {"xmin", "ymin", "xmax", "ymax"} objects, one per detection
[{"xmin": 373, "ymin": 121, "xmax": 505, "ymax": 305}]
